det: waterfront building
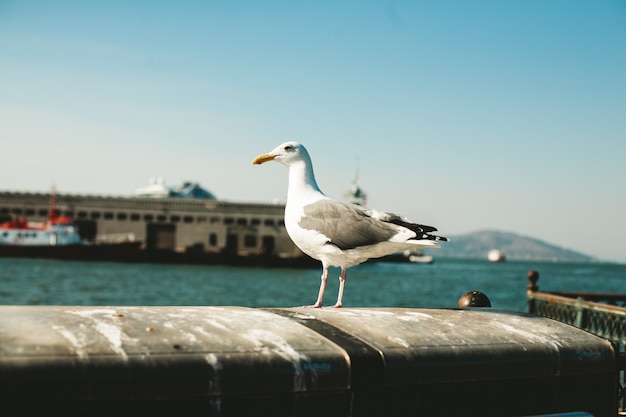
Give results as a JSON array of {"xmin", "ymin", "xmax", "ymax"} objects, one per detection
[{"xmin": 0, "ymin": 185, "xmax": 300, "ymax": 258}]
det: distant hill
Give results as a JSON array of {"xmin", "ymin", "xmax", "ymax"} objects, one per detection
[{"xmin": 434, "ymin": 230, "xmax": 595, "ymax": 262}]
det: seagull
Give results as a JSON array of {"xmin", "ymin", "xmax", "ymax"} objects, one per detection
[{"xmin": 252, "ymin": 141, "xmax": 447, "ymax": 308}]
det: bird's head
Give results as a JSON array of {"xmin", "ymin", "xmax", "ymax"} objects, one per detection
[{"xmin": 252, "ymin": 141, "xmax": 310, "ymax": 167}]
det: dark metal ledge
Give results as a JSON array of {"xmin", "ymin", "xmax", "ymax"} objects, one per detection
[{"xmin": 0, "ymin": 305, "xmax": 617, "ymax": 416}]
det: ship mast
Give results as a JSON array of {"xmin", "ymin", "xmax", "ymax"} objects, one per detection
[
  {"xmin": 49, "ymin": 184, "xmax": 58, "ymax": 221},
  {"xmin": 346, "ymin": 158, "xmax": 367, "ymax": 206}
]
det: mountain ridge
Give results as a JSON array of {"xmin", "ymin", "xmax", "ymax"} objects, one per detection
[{"xmin": 433, "ymin": 229, "xmax": 595, "ymax": 262}]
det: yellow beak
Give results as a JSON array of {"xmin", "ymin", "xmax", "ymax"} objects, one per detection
[{"xmin": 252, "ymin": 153, "xmax": 275, "ymax": 165}]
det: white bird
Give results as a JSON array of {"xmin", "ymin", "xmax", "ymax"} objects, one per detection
[{"xmin": 252, "ymin": 141, "xmax": 447, "ymax": 308}]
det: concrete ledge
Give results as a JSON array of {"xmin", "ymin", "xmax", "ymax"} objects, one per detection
[{"xmin": 0, "ymin": 306, "xmax": 617, "ymax": 416}]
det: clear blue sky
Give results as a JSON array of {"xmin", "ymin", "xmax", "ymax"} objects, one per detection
[{"xmin": 1, "ymin": 1, "xmax": 625, "ymax": 262}]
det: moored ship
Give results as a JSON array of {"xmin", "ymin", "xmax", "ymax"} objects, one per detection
[
  {"xmin": 0, "ymin": 189, "xmax": 142, "ymax": 261},
  {"xmin": 0, "ymin": 215, "xmax": 81, "ymax": 246},
  {"xmin": 1, "ymin": 188, "xmax": 84, "ymax": 247}
]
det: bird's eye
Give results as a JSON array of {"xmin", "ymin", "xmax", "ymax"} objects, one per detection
[{"xmin": 284, "ymin": 145, "xmax": 293, "ymax": 151}]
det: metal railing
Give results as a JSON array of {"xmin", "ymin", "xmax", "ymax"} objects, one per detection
[{"xmin": 526, "ymin": 270, "xmax": 626, "ymax": 413}]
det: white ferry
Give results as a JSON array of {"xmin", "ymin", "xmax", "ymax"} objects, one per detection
[
  {"xmin": 0, "ymin": 189, "xmax": 143, "ymax": 262},
  {"xmin": 0, "ymin": 209, "xmax": 81, "ymax": 246}
]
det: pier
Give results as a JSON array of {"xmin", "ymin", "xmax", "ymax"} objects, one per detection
[
  {"xmin": 0, "ymin": 304, "xmax": 617, "ymax": 416},
  {"xmin": 0, "ymin": 190, "xmax": 300, "ymax": 259}
]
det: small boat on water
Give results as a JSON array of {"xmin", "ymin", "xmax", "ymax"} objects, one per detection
[
  {"xmin": 379, "ymin": 248, "xmax": 434, "ymax": 264},
  {"xmin": 488, "ymin": 249, "xmax": 506, "ymax": 263}
]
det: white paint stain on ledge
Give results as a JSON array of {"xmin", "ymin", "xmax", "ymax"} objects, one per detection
[
  {"xmin": 241, "ymin": 328, "xmax": 315, "ymax": 391},
  {"xmin": 69, "ymin": 309, "xmax": 136, "ymax": 359}
]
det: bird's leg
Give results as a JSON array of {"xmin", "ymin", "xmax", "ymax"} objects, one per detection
[
  {"xmin": 304, "ymin": 265, "xmax": 328, "ymax": 308},
  {"xmin": 329, "ymin": 267, "xmax": 347, "ymax": 308}
]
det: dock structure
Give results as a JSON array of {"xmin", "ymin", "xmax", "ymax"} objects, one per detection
[
  {"xmin": 0, "ymin": 191, "xmax": 302, "ymax": 259},
  {"xmin": 527, "ymin": 269, "xmax": 626, "ymax": 413},
  {"xmin": 0, "ymin": 305, "xmax": 616, "ymax": 416}
]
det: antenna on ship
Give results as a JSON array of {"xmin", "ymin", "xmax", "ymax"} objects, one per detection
[
  {"xmin": 49, "ymin": 183, "xmax": 61, "ymax": 221},
  {"xmin": 47, "ymin": 183, "xmax": 72, "ymax": 225}
]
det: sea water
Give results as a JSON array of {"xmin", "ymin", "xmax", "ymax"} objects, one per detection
[{"xmin": 1, "ymin": 257, "xmax": 624, "ymax": 312}]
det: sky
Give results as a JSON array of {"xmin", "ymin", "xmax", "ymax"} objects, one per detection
[{"xmin": 0, "ymin": 1, "xmax": 625, "ymax": 263}]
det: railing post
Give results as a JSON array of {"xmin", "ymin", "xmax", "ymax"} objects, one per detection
[
  {"xmin": 527, "ymin": 270, "xmax": 539, "ymax": 314},
  {"xmin": 527, "ymin": 270, "xmax": 539, "ymax": 293},
  {"xmin": 575, "ymin": 297, "xmax": 584, "ymax": 328}
]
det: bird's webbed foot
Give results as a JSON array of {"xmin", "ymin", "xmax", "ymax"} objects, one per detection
[{"xmin": 301, "ymin": 301, "xmax": 323, "ymax": 308}]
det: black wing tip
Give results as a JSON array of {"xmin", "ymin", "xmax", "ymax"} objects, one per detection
[
  {"xmin": 421, "ymin": 233, "xmax": 448, "ymax": 242},
  {"xmin": 383, "ymin": 215, "xmax": 447, "ymax": 242},
  {"xmin": 415, "ymin": 224, "xmax": 447, "ymax": 242}
]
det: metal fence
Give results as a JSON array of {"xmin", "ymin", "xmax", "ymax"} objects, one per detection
[{"xmin": 526, "ymin": 270, "xmax": 626, "ymax": 413}]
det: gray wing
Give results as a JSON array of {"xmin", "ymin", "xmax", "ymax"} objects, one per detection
[{"xmin": 298, "ymin": 200, "xmax": 403, "ymax": 250}]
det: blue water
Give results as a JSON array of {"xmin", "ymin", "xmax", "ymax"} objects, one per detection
[{"xmin": 1, "ymin": 257, "xmax": 624, "ymax": 312}]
